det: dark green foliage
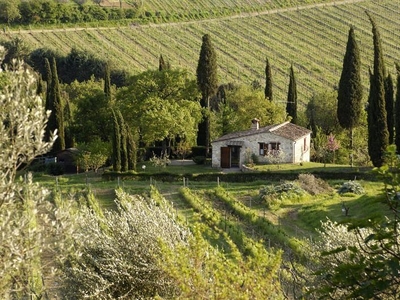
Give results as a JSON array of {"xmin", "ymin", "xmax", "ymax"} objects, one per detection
[
  {"xmin": 45, "ymin": 57, "xmax": 65, "ymax": 152},
  {"xmin": 395, "ymin": 64, "xmax": 400, "ymax": 153},
  {"xmin": 126, "ymin": 125, "xmax": 137, "ymax": 171},
  {"xmin": 112, "ymin": 110, "xmax": 121, "ymax": 172},
  {"xmin": 0, "ymin": 37, "xmax": 30, "ymax": 68},
  {"xmin": 158, "ymin": 54, "xmax": 170, "ymax": 71},
  {"xmin": 51, "ymin": 57, "xmax": 65, "ymax": 152},
  {"xmin": 36, "ymin": 73, "xmax": 44, "ymax": 96},
  {"xmin": 264, "ymin": 57, "xmax": 273, "ymax": 101},
  {"xmin": 337, "ymin": 26, "xmax": 363, "ymax": 130},
  {"xmin": 117, "ymin": 110, "xmax": 128, "ymax": 172},
  {"xmin": 366, "ymin": 12, "xmax": 389, "ymax": 167},
  {"xmin": 385, "ymin": 73, "xmax": 394, "ymax": 144},
  {"xmin": 196, "ymin": 34, "xmax": 218, "ymax": 152},
  {"xmin": 286, "ymin": 65, "xmax": 297, "ymax": 124},
  {"xmin": 104, "ymin": 62, "xmax": 112, "ymax": 102}
]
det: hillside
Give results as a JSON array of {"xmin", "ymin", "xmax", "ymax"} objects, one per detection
[{"xmin": 2, "ymin": 0, "xmax": 399, "ymax": 106}]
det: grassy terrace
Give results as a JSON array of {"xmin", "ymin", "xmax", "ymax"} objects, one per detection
[{"xmin": 1, "ymin": 0, "xmax": 399, "ymax": 105}]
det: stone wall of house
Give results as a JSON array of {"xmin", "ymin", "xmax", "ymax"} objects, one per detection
[{"xmin": 212, "ymin": 132, "xmax": 311, "ymax": 168}]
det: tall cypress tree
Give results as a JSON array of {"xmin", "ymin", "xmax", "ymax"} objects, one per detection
[
  {"xmin": 126, "ymin": 124, "xmax": 137, "ymax": 171},
  {"xmin": 104, "ymin": 62, "xmax": 112, "ymax": 102},
  {"xmin": 158, "ymin": 54, "xmax": 170, "ymax": 71},
  {"xmin": 286, "ymin": 64, "xmax": 298, "ymax": 124},
  {"xmin": 385, "ymin": 73, "xmax": 394, "ymax": 144},
  {"xmin": 395, "ymin": 64, "xmax": 400, "ymax": 153},
  {"xmin": 44, "ymin": 58, "xmax": 52, "ymax": 142},
  {"xmin": 337, "ymin": 26, "xmax": 363, "ymax": 166},
  {"xmin": 46, "ymin": 57, "xmax": 65, "ymax": 152},
  {"xmin": 111, "ymin": 110, "xmax": 121, "ymax": 172},
  {"xmin": 196, "ymin": 34, "xmax": 218, "ymax": 155},
  {"xmin": 117, "ymin": 110, "xmax": 128, "ymax": 172},
  {"xmin": 366, "ymin": 12, "xmax": 389, "ymax": 167},
  {"xmin": 264, "ymin": 57, "xmax": 273, "ymax": 101}
]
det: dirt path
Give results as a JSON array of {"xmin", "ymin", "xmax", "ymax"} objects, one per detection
[{"xmin": 5, "ymin": 0, "xmax": 367, "ymax": 34}]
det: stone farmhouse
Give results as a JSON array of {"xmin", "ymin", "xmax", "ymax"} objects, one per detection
[{"xmin": 211, "ymin": 119, "xmax": 312, "ymax": 169}]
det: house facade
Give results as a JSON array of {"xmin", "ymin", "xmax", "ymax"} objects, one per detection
[{"xmin": 211, "ymin": 119, "xmax": 312, "ymax": 169}]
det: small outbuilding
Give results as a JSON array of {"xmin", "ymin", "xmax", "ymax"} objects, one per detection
[{"xmin": 211, "ymin": 119, "xmax": 312, "ymax": 169}]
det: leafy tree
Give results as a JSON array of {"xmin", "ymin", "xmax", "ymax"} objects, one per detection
[
  {"xmin": 385, "ymin": 73, "xmax": 395, "ymax": 144},
  {"xmin": 395, "ymin": 64, "xmax": 400, "ymax": 153},
  {"xmin": 117, "ymin": 69, "xmax": 201, "ymax": 147},
  {"xmin": 286, "ymin": 65, "xmax": 298, "ymax": 124},
  {"xmin": 366, "ymin": 12, "xmax": 389, "ymax": 167},
  {"xmin": 264, "ymin": 57, "xmax": 273, "ymax": 101},
  {"xmin": 214, "ymin": 84, "xmax": 286, "ymax": 138},
  {"xmin": 337, "ymin": 26, "xmax": 363, "ymax": 166},
  {"xmin": 306, "ymin": 90, "xmax": 341, "ymax": 136},
  {"xmin": 196, "ymin": 34, "xmax": 218, "ymax": 154},
  {"xmin": 0, "ymin": 37, "xmax": 30, "ymax": 67},
  {"xmin": 75, "ymin": 139, "xmax": 109, "ymax": 172},
  {"xmin": 47, "ymin": 57, "xmax": 65, "ymax": 152},
  {"xmin": 0, "ymin": 0, "xmax": 21, "ymax": 24}
]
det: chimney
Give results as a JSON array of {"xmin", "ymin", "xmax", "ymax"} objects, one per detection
[{"xmin": 251, "ymin": 118, "xmax": 260, "ymax": 130}]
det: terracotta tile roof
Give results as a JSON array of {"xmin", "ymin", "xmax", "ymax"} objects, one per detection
[{"xmin": 212, "ymin": 121, "xmax": 311, "ymax": 143}]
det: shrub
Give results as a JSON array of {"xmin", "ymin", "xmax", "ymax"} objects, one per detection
[
  {"xmin": 297, "ymin": 173, "xmax": 333, "ymax": 195},
  {"xmin": 259, "ymin": 181, "xmax": 305, "ymax": 208},
  {"xmin": 192, "ymin": 155, "xmax": 206, "ymax": 165},
  {"xmin": 46, "ymin": 162, "xmax": 64, "ymax": 176},
  {"xmin": 337, "ymin": 180, "xmax": 365, "ymax": 195}
]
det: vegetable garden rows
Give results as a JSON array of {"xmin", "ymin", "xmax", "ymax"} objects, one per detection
[{"xmin": 3, "ymin": 0, "xmax": 399, "ymax": 103}]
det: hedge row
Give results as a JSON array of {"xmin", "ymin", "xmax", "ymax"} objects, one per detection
[{"xmin": 102, "ymin": 170, "xmax": 377, "ymax": 183}]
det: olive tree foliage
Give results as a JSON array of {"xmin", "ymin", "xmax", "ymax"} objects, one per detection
[
  {"xmin": 0, "ymin": 49, "xmax": 73, "ymax": 298},
  {"xmin": 59, "ymin": 189, "xmax": 189, "ymax": 299},
  {"xmin": 307, "ymin": 145, "xmax": 400, "ymax": 299}
]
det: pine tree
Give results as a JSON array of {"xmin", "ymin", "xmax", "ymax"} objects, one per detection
[
  {"xmin": 395, "ymin": 64, "xmax": 400, "ymax": 153},
  {"xmin": 385, "ymin": 73, "xmax": 394, "ymax": 144},
  {"xmin": 337, "ymin": 26, "xmax": 363, "ymax": 166},
  {"xmin": 366, "ymin": 12, "xmax": 389, "ymax": 167},
  {"xmin": 46, "ymin": 57, "xmax": 65, "ymax": 152},
  {"xmin": 264, "ymin": 57, "xmax": 273, "ymax": 101},
  {"xmin": 111, "ymin": 110, "xmax": 121, "ymax": 172},
  {"xmin": 196, "ymin": 34, "xmax": 218, "ymax": 155},
  {"xmin": 286, "ymin": 65, "xmax": 298, "ymax": 124}
]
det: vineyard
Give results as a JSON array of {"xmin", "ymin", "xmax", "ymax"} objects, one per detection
[{"xmin": 1, "ymin": 0, "xmax": 398, "ymax": 106}]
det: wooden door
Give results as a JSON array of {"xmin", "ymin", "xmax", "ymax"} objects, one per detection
[{"xmin": 220, "ymin": 147, "xmax": 231, "ymax": 168}]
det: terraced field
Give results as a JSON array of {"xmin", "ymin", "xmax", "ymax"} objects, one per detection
[{"xmin": 2, "ymin": 0, "xmax": 399, "ymax": 106}]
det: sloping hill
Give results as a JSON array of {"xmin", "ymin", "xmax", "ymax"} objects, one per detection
[{"xmin": 2, "ymin": 0, "xmax": 399, "ymax": 105}]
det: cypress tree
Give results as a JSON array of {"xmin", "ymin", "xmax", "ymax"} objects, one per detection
[
  {"xmin": 111, "ymin": 110, "xmax": 121, "ymax": 172},
  {"xmin": 104, "ymin": 62, "xmax": 112, "ymax": 102},
  {"xmin": 366, "ymin": 12, "xmax": 389, "ymax": 167},
  {"xmin": 158, "ymin": 54, "xmax": 170, "ymax": 71},
  {"xmin": 286, "ymin": 65, "xmax": 298, "ymax": 124},
  {"xmin": 385, "ymin": 73, "xmax": 394, "ymax": 144},
  {"xmin": 46, "ymin": 57, "xmax": 65, "ymax": 152},
  {"xmin": 264, "ymin": 57, "xmax": 273, "ymax": 101},
  {"xmin": 196, "ymin": 34, "xmax": 218, "ymax": 155},
  {"xmin": 395, "ymin": 64, "xmax": 400, "ymax": 153},
  {"xmin": 117, "ymin": 110, "xmax": 128, "ymax": 172},
  {"xmin": 126, "ymin": 124, "xmax": 137, "ymax": 171},
  {"xmin": 337, "ymin": 26, "xmax": 363, "ymax": 166}
]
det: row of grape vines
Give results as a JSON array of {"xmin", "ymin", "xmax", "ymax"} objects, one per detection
[{"xmin": 4, "ymin": 0, "xmax": 399, "ymax": 103}]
